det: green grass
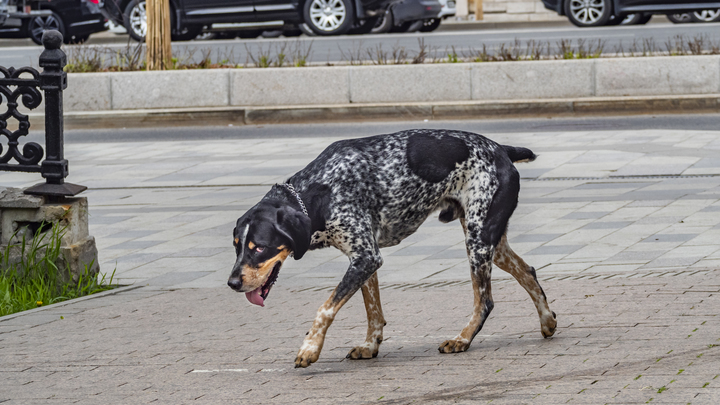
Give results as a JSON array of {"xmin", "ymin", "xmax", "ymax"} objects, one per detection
[{"xmin": 1, "ymin": 222, "xmax": 116, "ymax": 317}]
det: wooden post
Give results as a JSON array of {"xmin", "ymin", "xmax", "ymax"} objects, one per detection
[
  {"xmin": 475, "ymin": 0, "xmax": 483, "ymax": 21},
  {"xmin": 145, "ymin": 0, "xmax": 172, "ymax": 70}
]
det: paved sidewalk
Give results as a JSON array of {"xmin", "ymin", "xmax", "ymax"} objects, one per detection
[{"xmin": 1, "ymin": 124, "xmax": 720, "ymax": 403}]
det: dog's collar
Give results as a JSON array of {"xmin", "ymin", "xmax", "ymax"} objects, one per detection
[{"xmin": 280, "ymin": 183, "xmax": 308, "ymax": 216}]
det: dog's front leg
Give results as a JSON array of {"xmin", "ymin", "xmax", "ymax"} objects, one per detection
[
  {"xmin": 347, "ymin": 272, "xmax": 385, "ymax": 360},
  {"xmin": 295, "ymin": 252, "xmax": 383, "ymax": 368}
]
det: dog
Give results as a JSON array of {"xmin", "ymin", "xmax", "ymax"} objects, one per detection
[{"xmin": 227, "ymin": 129, "xmax": 557, "ymax": 368}]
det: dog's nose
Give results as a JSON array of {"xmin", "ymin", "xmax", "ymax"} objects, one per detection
[{"xmin": 227, "ymin": 277, "xmax": 243, "ymax": 291}]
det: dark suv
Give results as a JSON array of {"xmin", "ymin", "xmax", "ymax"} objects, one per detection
[
  {"xmin": 0, "ymin": 0, "xmax": 106, "ymax": 44},
  {"xmin": 100, "ymin": 0, "xmax": 391, "ymax": 40},
  {"xmin": 543, "ymin": 0, "xmax": 720, "ymax": 27}
]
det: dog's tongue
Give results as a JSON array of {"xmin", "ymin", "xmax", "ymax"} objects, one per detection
[{"xmin": 245, "ymin": 288, "xmax": 265, "ymax": 307}]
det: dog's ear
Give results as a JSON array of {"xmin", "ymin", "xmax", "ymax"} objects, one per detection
[{"xmin": 275, "ymin": 206, "xmax": 311, "ymax": 260}]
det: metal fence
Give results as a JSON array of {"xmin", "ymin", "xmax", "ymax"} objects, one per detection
[{"xmin": 0, "ymin": 30, "xmax": 85, "ymax": 197}]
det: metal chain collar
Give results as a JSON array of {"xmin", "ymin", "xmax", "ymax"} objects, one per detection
[{"xmin": 281, "ymin": 183, "xmax": 308, "ymax": 216}]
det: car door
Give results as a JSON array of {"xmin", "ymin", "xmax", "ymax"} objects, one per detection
[
  {"xmin": 254, "ymin": 0, "xmax": 297, "ymax": 22},
  {"xmin": 182, "ymin": 0, "xmax": 255, "ymax": 23}
]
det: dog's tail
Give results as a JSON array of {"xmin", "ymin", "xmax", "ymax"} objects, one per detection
[{"xmin": 502, "ymin": 145, "xmax": 537, "ymax": 163}]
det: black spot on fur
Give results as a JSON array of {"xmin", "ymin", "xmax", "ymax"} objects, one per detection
[
  {"xmin": 407, "ymin": 133, "xmax": 470, "ymax": 183},
  {"xmin": 481, "ymin": 147, "xmax": 520, "ymax": 247}
]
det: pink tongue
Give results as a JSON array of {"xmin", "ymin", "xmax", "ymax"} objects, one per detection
[{"xmin": 245, "ymin": 288, "xmax": 265, "ymax": 307}]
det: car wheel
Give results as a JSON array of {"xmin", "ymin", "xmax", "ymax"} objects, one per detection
[
  {"xmin": 371, "ymin": 11, "xmax": 393, "ymax": 34},
  {"xmin": 27, "ymin": 12, "xmax": 66, "ymax": 45},
  {"xmin": 303, "ymin": 0, "xmax": 355, "ymax": 36},
  {"xmin": 298, "ymin": 23, "xmax": 317, "ymax": 36},
  {"xmin": 419, "ymin": 18, "xmax": 442, "ymax": 32},
  {"xmin": 564, "ymin": 0, "xmax": 613, "ymax": 27},
  {"xmin": 123, "ymin": 0, "xmax": 146, "ymax": 41},
  {"xmin": 666, "ymin": 13, "xmax": 691, "ymax": 23},
  {"xmin": 690, "ymin": 9, "xmax": 720, "ymax": 22}
]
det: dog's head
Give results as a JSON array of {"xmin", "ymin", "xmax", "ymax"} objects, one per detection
[{"xmin": 227, "ymin": 202, "xmax": 311, "ymax": 307}]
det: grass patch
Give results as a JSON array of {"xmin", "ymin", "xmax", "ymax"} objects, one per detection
[{"xmin": 1, "ymin": 222, "xmax": 116, "ymax": 317}]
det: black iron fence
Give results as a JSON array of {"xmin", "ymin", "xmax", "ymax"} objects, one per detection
[{"xmin": 0, "ymin": 30, "xmax": 85, "ymax": 197}]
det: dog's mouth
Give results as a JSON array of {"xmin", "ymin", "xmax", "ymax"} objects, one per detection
[{"xmin": 245, "ymin": 261, "xmax": 281, "ymax": 307}]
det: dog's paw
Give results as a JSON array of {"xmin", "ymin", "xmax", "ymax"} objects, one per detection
[
  {"xmin": 294, "ymin": 345, "xmax": 320, "ymax": 368},
  {"xmin": 346, "ymin": 343, "xmax": 379, "ymax": 360},
  {"xmin": 541, "ymin": 311, "xmax": 557, "ymax": 338},
  {"xmin": 438, "ymin": 338, "xmax": 470, "ymax": 354}
]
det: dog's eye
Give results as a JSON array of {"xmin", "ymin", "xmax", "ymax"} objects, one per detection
[{"xmin": 254, "ymin": 246, "xmax": 265, "ymax": 253}]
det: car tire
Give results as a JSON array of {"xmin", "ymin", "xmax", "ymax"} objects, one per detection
[
  {"xmin": 27, "ymin": 12, "xmax": 66, "ymax": 46},
  {"xmin": 303, "ymin": 0, "xmax": 355, "ymax": 36},
  {"xmin": 371, "ymin": 11, "xmax": 393, "ymax": 34},
  {"xmin": 123, "ymin": 0, "xmax": 146, "ymax": 42},
  {"xmin": 690, "ymin": 9, "xmax": 720, "ymax": 22},
  {"xmin": 564, "ymin": 0, "xmax": 613, "ymax": 27},
  {"xmin": 298, "ymin": 23, "xmax": 317, "ymax": 36},
  {"xmin": 666, "ymin": 13, "xmax": 691, "ymax": 23},
  {"xmin": 419, "ymin": 18, "xmax": 442, "ymax": 32}
]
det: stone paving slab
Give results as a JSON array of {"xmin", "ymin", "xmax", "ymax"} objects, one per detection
[{"xmin": 1, "ymin": 271, "xmax": 719, "ymax": 404}]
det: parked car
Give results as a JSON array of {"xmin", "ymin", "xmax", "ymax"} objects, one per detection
[
  {"xmin": 371, "ymin": 0, "xmax": 441, "ymax": 33},
  {"xmin": 418, "ymin": 0, "xmax": 455, "ymax": 32},
  {"xmin": 100, "ymin": 0, "xmax": 393, "ymax": 40},
  {"xmin": 668, "ymin": 9, "xmax": 720, "ymax": 23},
  {"xmin": 541, "ymin": 0, "xmax": 720, "ymax": 27},
  {"xmin": 0, "ymin": 0, "xmax": 106, "ymax": 44}
]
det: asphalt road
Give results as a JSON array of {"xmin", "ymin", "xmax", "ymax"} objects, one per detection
[
  {"xmin": 45, "ymin": 113, "xmax": 720, "ymax": 143},
  {"xmin": 2, "ymin": 19, "xmax": 719, "ymax": 68}
]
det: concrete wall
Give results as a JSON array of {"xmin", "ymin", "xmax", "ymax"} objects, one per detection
[
  {"xmin": 64, "ymin": 56, "xmax": 720, "ymax": 112},
  {"xmin": 455, "ymin": 0, "xmax": 566, "ymax": 22}
]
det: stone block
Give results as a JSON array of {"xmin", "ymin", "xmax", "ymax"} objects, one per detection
[
  {"xmin": 506, "ymin": 2, "xmax": 535, "ymax": 14},
  {"xmin": 230, "ymin": 67, "xmax": 349, "ymax": 106},
  {"xmin": 110, "ymin": 70, "xmax": 230, "ymax": 110},
  {"xmin": 472, "ymin": 59, "xmax": 594, "ymax": 100},
  {"xmin": 349, "ymin": 64, "xmax": 471, "ymax": 103},
  {"xmin": 595, "ymin": 55, "xmax": 720, "ymax": 97},
  {"xmin": 65, "ymin": 73, "xmax": 112, "ymax": 112},
  {"xmin": 0, "ymin": 188, "xmax": 99, "ymax": 282}
]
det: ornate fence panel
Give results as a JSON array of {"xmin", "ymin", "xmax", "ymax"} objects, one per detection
[{"xmin": 0, "ymin": 30, "xmax": 85, "ymax": 197}]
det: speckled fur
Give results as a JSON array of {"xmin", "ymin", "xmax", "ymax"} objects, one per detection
[{"xmin": 237, "ymin": 129, "xmax": 555, "ymax": 368}]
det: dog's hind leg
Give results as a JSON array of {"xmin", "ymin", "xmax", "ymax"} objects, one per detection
[
  {"xmin": 494, "ymin": 234, "xmax": 557, "ymax": 337},
  {"xmin": 346, "ymin": 272, "xmax": 385, "ymax": 360},
  {"xmin": 439, "ymin": 218, "xmax": 495, "ymax": 354}
]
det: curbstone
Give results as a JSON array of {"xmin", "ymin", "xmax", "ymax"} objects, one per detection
[
  {"xmin": 349, "ymin": 64, "xmax": 472, "ymax": 103},
  {"xmin": 594, "ymin": 55, "xmax": 720, "ymax": 97},
  {"xmin": 472, "ymin": 59, "xmax": 595, "ymax": 100},
  {"xmin": 65, "ymin": 73, "xmax": 112, "ymax": 112},
  {"xmin": 230, "ymin": 67, "xmax": 349, "ymax": 106},
  {"xmin": 109, "ymin": 69, "xmax": 231, "ymax": 110}
]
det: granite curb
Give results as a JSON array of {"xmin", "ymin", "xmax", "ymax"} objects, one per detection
[{"xmin": 29, "ymin": 94, "xmax": 720, "ymax": 129}]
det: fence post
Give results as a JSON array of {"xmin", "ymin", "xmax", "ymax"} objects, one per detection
[{"xmin": 23, "ymin": 30, "xmax": 86, "ymax": 197}]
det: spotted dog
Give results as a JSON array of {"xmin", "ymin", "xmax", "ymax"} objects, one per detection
[{"xmin": 227, "ymin": 129, "xmax": 557, "ymax": 368}]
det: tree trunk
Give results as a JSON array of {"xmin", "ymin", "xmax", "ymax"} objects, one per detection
[{"xmin": 145, "ymin": 0, "xmax": 172, "ymax": 70}]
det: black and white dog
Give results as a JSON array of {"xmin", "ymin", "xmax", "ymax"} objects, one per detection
[{"xmin": 227, "ymin": 129, "xmax": 556, "ymax": 368}]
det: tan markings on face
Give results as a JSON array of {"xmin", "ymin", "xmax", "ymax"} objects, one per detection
[
  {"xmin": 240, "ymin": 248, "xmax": 290, "ymax": 290},
  {"xmin": 234, "ymin": 238, "xmax": 239, "ymax": 245},
  {"xmin": 248, "ymin": 241, "xmax": 255, "ymax": 250}
]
